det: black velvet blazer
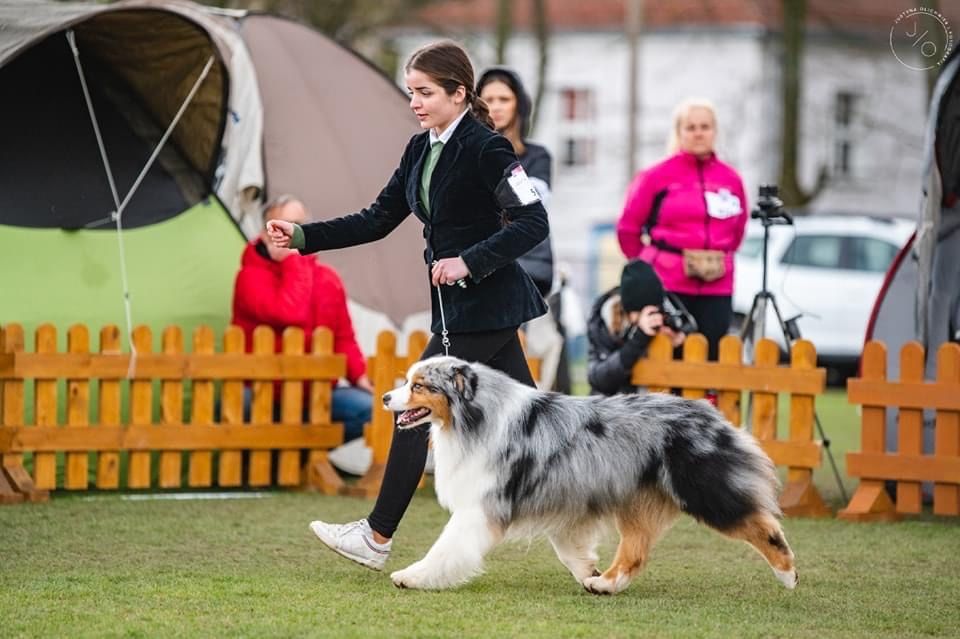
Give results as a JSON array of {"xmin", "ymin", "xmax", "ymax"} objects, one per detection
[{"xmin": 299, "ymin": 113, "xmax": 549, "ymax": 334}]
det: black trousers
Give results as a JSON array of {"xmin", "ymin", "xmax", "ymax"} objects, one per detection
[
  {"xmin": 366, "ymin": 327, "xmax": 535, "ymax": 538},
  {"xmin": 671, "ymin": 293, "xmax": 733, "ymax": 361}
]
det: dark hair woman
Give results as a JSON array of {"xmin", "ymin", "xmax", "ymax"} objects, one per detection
[{"xmin": 267, "ymin": 40, "xmax": 549, "ymax": 571}]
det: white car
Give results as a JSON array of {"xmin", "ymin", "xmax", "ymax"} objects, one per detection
[{"xmin": 732, "ymin": 215, "xmax": 914, "ymax": 374}]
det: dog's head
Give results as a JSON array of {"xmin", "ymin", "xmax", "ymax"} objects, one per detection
[{"xmin": 382, "ymin": 356, "xmax": 480, "ymax": 430}]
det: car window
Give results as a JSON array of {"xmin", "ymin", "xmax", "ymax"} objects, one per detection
[
  {"xmin": 780, "ymin": 235, "xmax": 843, "ymax": 269},
  {"xmin": 738, "ymin": 237, "xmax": 763, "ymax": 258},
  {"xmin": 846, "ymin": 236, "xmax": 900, "ymax": 272}
]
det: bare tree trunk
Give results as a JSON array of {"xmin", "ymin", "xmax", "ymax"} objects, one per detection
[
  {"xmin": 530, "ymin": 0, "xmax": 549, "ymax": 134},
  {"xmin": 778, "ymin": 0, "xmax": 826, "ymax": 208},
  {"xmin": 495, "ymin": 0, "xmax": 511, "ymax": 65}
]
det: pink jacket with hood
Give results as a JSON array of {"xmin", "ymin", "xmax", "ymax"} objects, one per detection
[{"xmin": 617, "ymin": 150, "xmax": 747, "ymax": 296}]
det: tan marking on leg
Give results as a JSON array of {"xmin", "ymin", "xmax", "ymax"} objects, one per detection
[
  {"xmin": 586, "ymin": 490, "xmax": 679, "ymax": 594},
  {"xmin": 723, "ymin": 512, "xmax": 795, "ymax": 572}
]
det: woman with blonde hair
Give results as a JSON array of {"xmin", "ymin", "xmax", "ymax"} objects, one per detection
[{"xmin": 616, "ymin": 98, "xmax": 747, "ymax": 360}]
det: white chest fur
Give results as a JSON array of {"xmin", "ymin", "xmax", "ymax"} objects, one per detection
[{"xmin": 430, "ymin": 426, "xmax": 496, "ymax": 513}]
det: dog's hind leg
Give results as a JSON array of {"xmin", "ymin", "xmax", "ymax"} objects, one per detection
[
  {"xmin": 716, "ymin": 511, "xmax": 798, "ymax": 589},
  {"xmin": 583, "ymin": 491, "xmax": 679, "ymax": 595},
  {"xmin": 390, "ymin": 508, "xmax": 503, "ymax": 591},
  {"xmin": 548, "ymin": 521, "xmax": 601, "ymax": 583}
]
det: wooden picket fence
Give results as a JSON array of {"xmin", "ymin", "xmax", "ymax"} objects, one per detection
[
  {"xmin": 631, "ymin": 333, "xmax": 830, "ymax": 517},
  {"xmin": 0, "ymin": 323, "xmax": 347, "ymax": 503},
  {"xmin": 839, "ymin": 341, "xmax": 960, "ymax": 521}
]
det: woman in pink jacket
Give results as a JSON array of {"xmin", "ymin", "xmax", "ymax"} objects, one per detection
[{"xmin": 617, "ymin": 99, "xmax": 747, "ymax": 360}]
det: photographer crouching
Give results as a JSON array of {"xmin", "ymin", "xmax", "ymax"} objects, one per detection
[{"xmin": 588, "ymin": 260, "xmax": 695, "ymax": 395}]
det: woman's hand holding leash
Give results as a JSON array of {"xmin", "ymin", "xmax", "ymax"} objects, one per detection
[
  {"xmin": 431, "ymin": 257, "xmax": 469, "ymax": 288},
  {"xmin": 266, "ymin": 219, "xmax": 294, "ymax": 248}
]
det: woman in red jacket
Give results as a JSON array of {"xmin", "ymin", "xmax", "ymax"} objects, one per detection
[
  {"xmin": 231, "ymin": 196, "xmax": 373, "ymax": 466},
  {"xmin": 617, "ymin": 98, "xmax": 747, "ymax": 360}
]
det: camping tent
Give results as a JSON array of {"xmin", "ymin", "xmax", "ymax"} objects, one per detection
[
  {"xmin": 866, "ymin": 44, "xmax": 960, "ymax": 455},
  {"xmin": 0, "ymin": 0, "xmax": 428, "ymax": 349}
]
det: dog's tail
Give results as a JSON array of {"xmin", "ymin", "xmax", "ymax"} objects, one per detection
[{"xmin": 661, "ymin": 405, "xmax": 781, "ymax": 531}]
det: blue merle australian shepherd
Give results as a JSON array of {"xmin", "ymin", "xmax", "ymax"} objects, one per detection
[{"xmin": 384, "ymin": 356, "xmax": 798, "ymax": 594}]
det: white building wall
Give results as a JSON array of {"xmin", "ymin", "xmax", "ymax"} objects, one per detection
[{"xmin": 390, "ymin": 26, "xmax": 927, "ymax": 309}]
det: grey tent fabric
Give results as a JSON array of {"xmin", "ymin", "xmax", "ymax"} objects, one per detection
[{"xmin": 243, "ymin": 14, "xmax": 429, "ymax": 325}]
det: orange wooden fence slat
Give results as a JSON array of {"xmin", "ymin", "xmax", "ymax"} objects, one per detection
[
  {"xmin": 277, "ymin": 328, "xmax": 304, "ymax": 487},
  {"xmin": 644, "ymin": 333, "xmax": 673, "ymax": 395},
  {"xmin": 159, "ymin": 327, "xmax": 184, "ymax": 489},
  {"xmin": 248, "ymin": 326, "xmax": 274, "ymax": 487},
  {"xmin": 933, "ymin": 344, "xmax": 960, "ymax": 516},
  {"xmin": 1, "ymin": 325, "xmax": 30, "ymax": 502},
  {"xmin": 839, "ymin": 341, "xmax": 899, "ymax": 521},
  {"xmin": 127, "ymin": 326, "xmax": 153, "ymax": 489},
  {"xmin": 846, "ymin": 452, "xmax": 960, "ymax": 483},
  {"xmin": 897, "ymin": 342, "xmax": 925, "ymax": 514},
  {"xmin": 33, "ymin": 324, "xmax": 57, "ymax": 490},
  {"xmin": 680, "ymin": 335, "xmax": 707, "ymax": 400},
  {"xmin": 751, "ymin": 339, "xmax": 780, "ymax": 443},
  {"xmin": 716, "ymin": 335, "xmax": 742, "ymax": 425},
  {"xmin": 218, "ymin": 326, "xmax": 244, "ymax": 488},
  {"xmin": 188, "ymin": 326, "xmax": 215, "ymax": 488},
  {"xmin": 96, "ymin": 326, "xmax": 121, "ymax": 489},
  {"xmin": 66, "ymin": 325, "xmax": 90, "ymax": 490},
  {"xmin": 305, "ymin": 327, "xmax": 344, "ymax": 495}
]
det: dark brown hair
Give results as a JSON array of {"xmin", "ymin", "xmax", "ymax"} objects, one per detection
[{"xmin": 405, "ymin": 40, "xmax": 494, "ymax": 129}]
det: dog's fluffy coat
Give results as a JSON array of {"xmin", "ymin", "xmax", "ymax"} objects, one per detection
[{"xmin": 385, "ymin": 356, "xmax": 798, "ymax": 594}]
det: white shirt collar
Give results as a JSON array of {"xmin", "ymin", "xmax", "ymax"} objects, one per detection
[{"xmin": 429, "ymin": 108, "xmax": 469, "ymax": 146}]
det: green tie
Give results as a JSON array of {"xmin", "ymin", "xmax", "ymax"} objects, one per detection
[{"xmin": 420, "ymin": 141, "xmax": 443, "ymax": 215}]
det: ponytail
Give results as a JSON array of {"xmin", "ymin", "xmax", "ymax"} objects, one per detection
[{"xmin": 470, "ymin": 93, "xmax": 494, "ymax": 129}]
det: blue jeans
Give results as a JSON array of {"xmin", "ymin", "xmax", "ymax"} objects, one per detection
[{"xmin": 241, "ymin": 386, "xmax": 372, "ymax": 443}]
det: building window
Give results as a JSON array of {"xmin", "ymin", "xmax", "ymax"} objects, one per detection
[
  {"xmin": 833, "ymin": 91, "xmax": 857, "ymax": 178},
  {"xmin": 558, "ymin": 87, "xmax": 595, "ymax": 168}
]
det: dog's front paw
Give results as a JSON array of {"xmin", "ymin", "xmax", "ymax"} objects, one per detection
[
  {"xmin": 391, "ymin": 564, "xmax": 428, "ymax": 590},
  {"xmin": 582, "ymin": 574, "xmax": 616, "ymax": 596}
]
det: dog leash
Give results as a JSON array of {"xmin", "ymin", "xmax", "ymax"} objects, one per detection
[{"xmin": 432, "ymin": 260, "xmax": 467, "ymax": 356}]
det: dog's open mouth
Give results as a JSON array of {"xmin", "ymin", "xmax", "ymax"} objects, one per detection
[{"xmin": 397, "ymin": 407, "xmax": 431, "ymax": 428}]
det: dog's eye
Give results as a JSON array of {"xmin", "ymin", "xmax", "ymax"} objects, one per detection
[{"xmin": 411, "ymin": 383, "xmax": 423, "ymax": 392}]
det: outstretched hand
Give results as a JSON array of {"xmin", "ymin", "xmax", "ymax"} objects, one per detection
[{"xmin": 266, "ymin": 219, "xmax": 295, "ymax": 248}]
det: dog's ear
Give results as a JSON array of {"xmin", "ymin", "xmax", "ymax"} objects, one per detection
[{"xmin": 451, "ymin": 364, "xmax": 478, "ymax": 401}]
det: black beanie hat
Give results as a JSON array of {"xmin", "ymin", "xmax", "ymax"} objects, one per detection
[
  {"xmin": 476, "ymin": 67, "xmax": 533, "ymax": 138},
  {"xmin": 619, "ymin": 260, "xmax": 664, "ymax": 312}
]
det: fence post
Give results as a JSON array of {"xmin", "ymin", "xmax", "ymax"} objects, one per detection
[
  {"xmin": 934, "ymin": 343, "xmax": 960, "ymax": 516},
  {"xmin": 779, "ymin": 339, "xmax": 830, "ymax": 517},
  {"xmin": 97, "ymin": 325, "xmax": 122, "ymax": 489},
  {"xmin": 159, "ymin": 326, "xmax": 184, "ymax": 489},
  {"xmin": 65, "ymin": 324, "xmax": 90, "ymax": 490},
  {"xmin": 838, "ymin": 341, "xmax": 899, "ymax": 521},
  {"xmin": 219, "ymin": 326, "xmax": 245, "ymax": 487},
  {"xmin": 646, "ymin": 333, "xmax": 673, "ymax": 394},
  {"xmin": 349, "ymin": 331, "xmax": 398, "ymax": 498},
  {"xmin": 305, "ymin": 326, "xmax": 344, "ymax": 495},
  {"xmin": 1, "ymin": 324, "xmax": 45, "ymax": 502}
]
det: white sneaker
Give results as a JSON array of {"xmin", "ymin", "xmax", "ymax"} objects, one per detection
[
  {"xmin": 309, "ymin": 518, "xmax": 391, "ymax": 571},
  {"xmin": 327, "ymin": 438, "xmax": 372, "ymax": 475}
]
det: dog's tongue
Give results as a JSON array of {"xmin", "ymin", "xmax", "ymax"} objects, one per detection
[{"xmin": 398, "ymin": 407, "xmax": 430, "ymax": 425}]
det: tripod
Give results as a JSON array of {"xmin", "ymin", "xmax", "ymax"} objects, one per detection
[{"xmin": 739, "ymin": 186, "xmax": 848, "ymax": 503}]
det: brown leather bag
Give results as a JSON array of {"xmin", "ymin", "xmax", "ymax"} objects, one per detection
[{"xmin": 682, "ymin": 249, "xmax": 726, "ymax": 282}]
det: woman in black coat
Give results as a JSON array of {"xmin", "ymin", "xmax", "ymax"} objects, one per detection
[{"xmin": 267, "ymin": 41, "xmax": 548, "ymax": 570}]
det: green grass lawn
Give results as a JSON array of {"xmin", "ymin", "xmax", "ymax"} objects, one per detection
[{"xmin": 2, "ymin": 390, "xmax": 959, "ymax": 638}]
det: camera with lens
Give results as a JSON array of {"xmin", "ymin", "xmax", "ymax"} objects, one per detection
[
  {"xmin": 751, "ymin": 184, "xmax": 793, "ymax": 225},
  {"xmin": 661, "ymin": 292, "xmax": 698, "ymax": 335}
]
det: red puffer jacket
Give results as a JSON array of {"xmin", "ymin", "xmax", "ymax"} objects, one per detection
[{"xmin": 231, "ymin": 241, "xmax": 366, "ymax": 386}]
